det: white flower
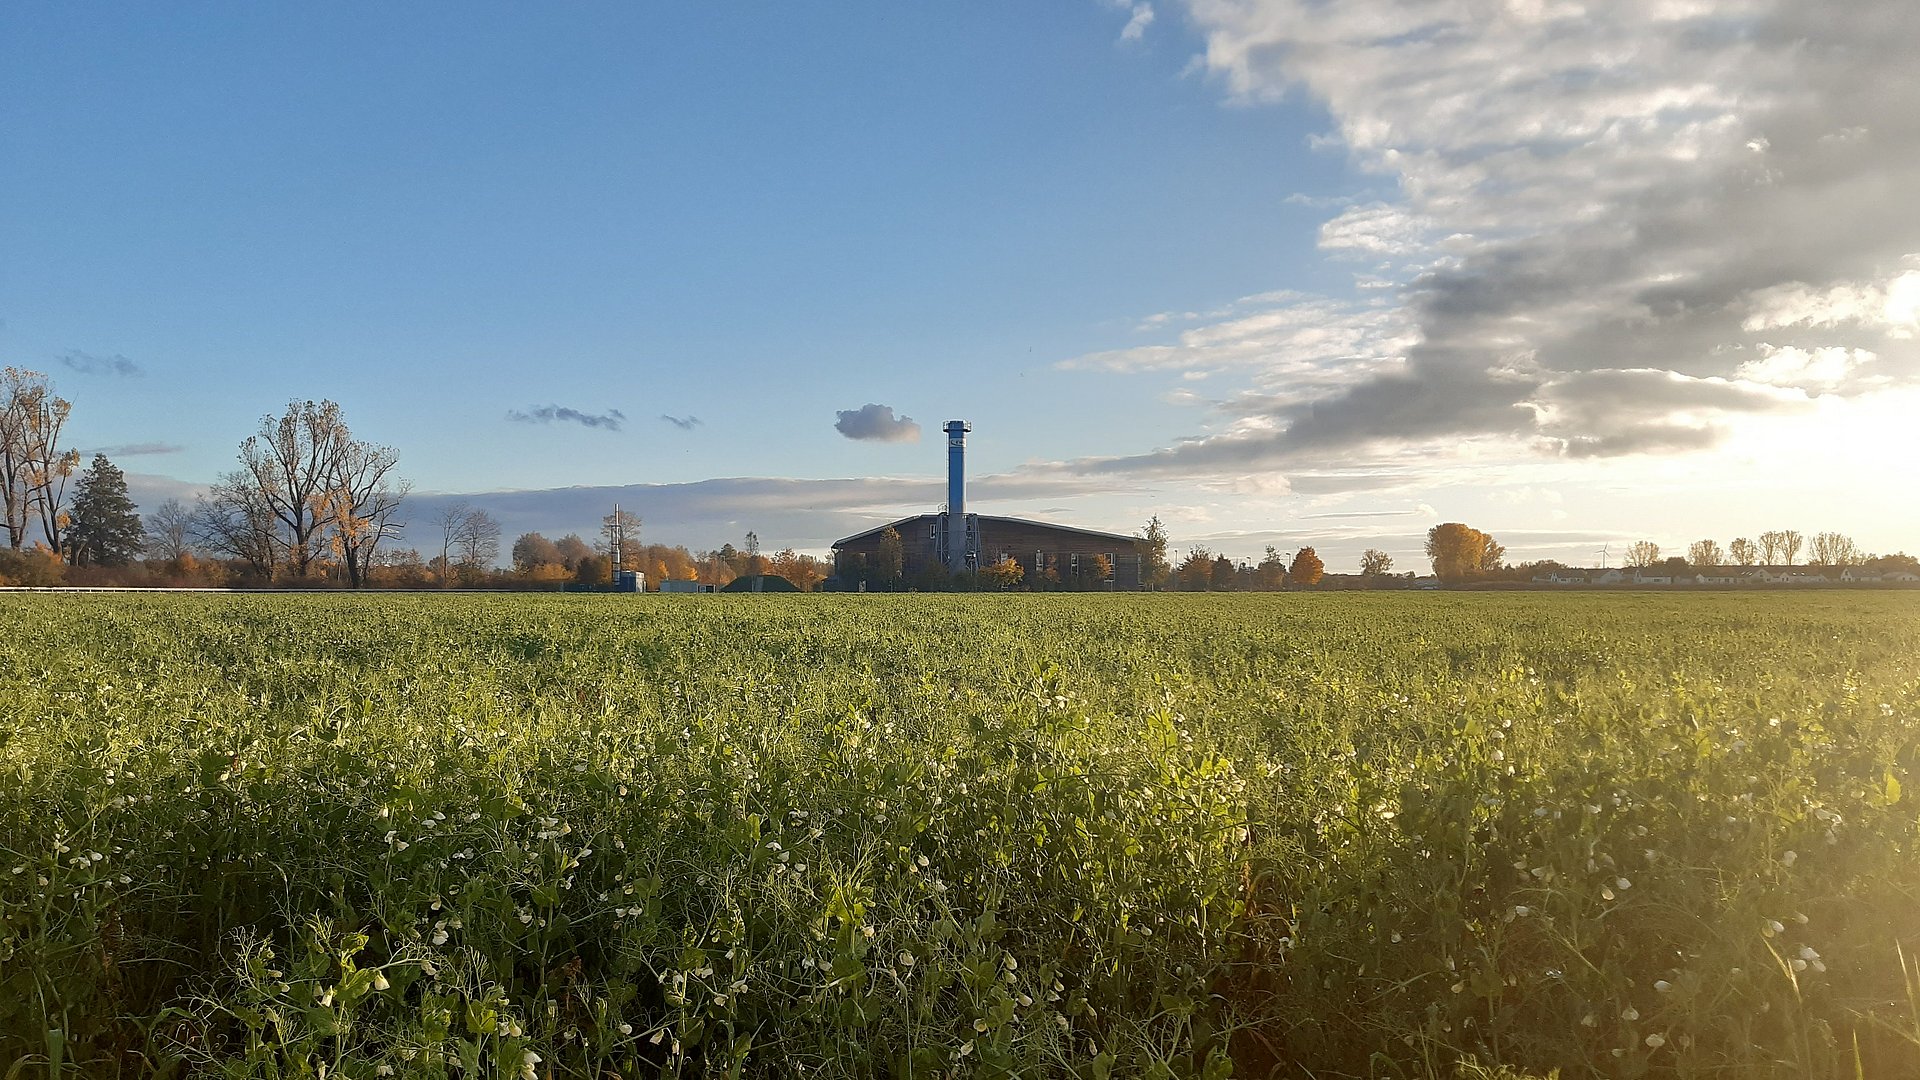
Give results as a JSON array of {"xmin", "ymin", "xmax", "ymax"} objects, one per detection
[
  {"xmin": 1645, "ymin": 1033, "xmax": 1665, "ymax": 1049},
  {"xmin": 1653, "ymin": 980, "xmax": 1671, "ymax": 993},
  {"xmin": 1621, "ymin": 1007, "xmax": 1640, "ymax": 1021},
  {"xmin": 1615, "ymin": 877, "xmax": 1632, "ymax": 890},
  {"xmin": 1781, "ymin": 850, "xmax": 1797, "ymax": 866},
  {"xmin": 896, "ymin": 951, "xmax": 915, "ymax": 968}
]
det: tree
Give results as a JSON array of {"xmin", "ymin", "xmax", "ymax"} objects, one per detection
[
  {"xmin": 769, "ymin": 548, "xmax": 829, "ymax": 592},
  {"xmin": 554, "ymin": 534, "xmax": 593, "ymax": 570},
  {"xmin": 0, "ymin": 369, "xmax": 80, "ymax": 557},
  {"xmin": 433, "ymin": 501, "xmax": 472, "ymax": 584},
  {"xmin": 1177, "ymin": 547, "xmax": 1215, "ymax": 591},
  {"xmin": 1360, "ymin": 548, "xmax": 1393, "ymax": 577},
  {"xmin": 979, "ymin": 555, "xmax": 1024, "ymax": 590},
  {"xmin": 192, "ymin": 469, "xmax": 283, "ymax": 579},
  {"xmin": 1757, "ymin": 530, "xmax": 1787, "ymax": 565},
  {"xmin": 743, "ymin": 531, "xmax": 765, "ymax": 577},
  {"xmin": 320, "ymin": 437, "xmax": 408, "ymax": 588},
  {"xmin": 1625, "ymin": 540, "xmax": 1661, "ymax": 568},
  {"xmin": 239, "ymin": 400, "xmax": 353, "ymax": 578},
  {"xmin": 1255, "ymin": 545, "xmax": 1288, "ymax": 590},
  {"xmin": 1210, "ymin": 554, "xmax": 1236, "ymax": 590},
  {"xmin": 1728, "ymin": 537, "xmax": 1758, "ymax": 566},
  {"xmin": 1687, "ymin": 539, "xmax": 1725, "ymax": 567},
  {"xmin": 1137, "ymin": 516, "xmax": 1172, "ymax": 590},
  {"xmin": 601, "ymin": 509, "xmax": 643, "ymax": 571},
  {"xmin": 1808, "ymin": 531, "xmax": 1863, "ymax": 566},
  {"xmin": 1288, "ymin": 546, "xmax": 1325, "ymax": 587},
  {"xmin": 874, "ymin": 527, "xmax": 905, "ymax": 587},
  {"xmin": 146, "ymin": 498, "xmax": 194, "ymax": 563},
  {"xmin": 455, "ymin": 509, "xmax": 501, "ymax": 572},
  {"xmin": 512, "ymin": 532, "xmax": 564, "ymax": 572},
  {"xmin": 65, "ymin": 454, "xmax": 145, "ymax": 566},
  {"xmin": 1425, "ymin": 523, "xmax": 1503, "ymax": 582},
  {"xmin": 1656, "ymin": 556, "xmax": 1691, "ymax": 577},
  {"xmin": 1779, "ymin": 529, "xmax": 1804, "ymax": 565}
]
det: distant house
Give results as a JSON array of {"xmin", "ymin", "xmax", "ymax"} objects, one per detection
[
  {"xmin": 1839, "ymin": 567, "xmax": 1882, "ymax": 583},
  {"xmin": 1883, "ymin": 570, "xmax": 1920, "ymax": 583},
  {"xmin": 1632, "ymin": 572, "xmax": 1673, "ymax": 586},
  {"xmin": 1591, "ymin": 569, "xmax": 1627, "ymax": 585}
]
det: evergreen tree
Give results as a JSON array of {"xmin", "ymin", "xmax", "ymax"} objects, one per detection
[{"xmin": 67, "ymin": 453, "xmax": 144, "ymax": 566}]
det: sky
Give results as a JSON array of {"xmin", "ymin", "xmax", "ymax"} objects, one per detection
[{"xmin": 4, "ymin": 1, "xmax": 1917, "ymax": 570}]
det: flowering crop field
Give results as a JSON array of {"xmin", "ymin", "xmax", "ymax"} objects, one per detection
[{"xmin": 2, "ymin": 592, "xmax": 1917, "ymax": 1079}]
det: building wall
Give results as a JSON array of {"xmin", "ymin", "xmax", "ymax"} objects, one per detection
[{"xmin": 833, "ymin": 515, "xmax": 1143, "ymax": 589}]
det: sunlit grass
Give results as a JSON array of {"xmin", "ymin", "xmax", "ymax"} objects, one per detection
[{"xmin": 1, "ymin": 592, "xmax": 1915, "ymax": 1078}]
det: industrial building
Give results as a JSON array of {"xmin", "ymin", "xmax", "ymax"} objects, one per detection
[{"xmin": 831, "ymin": 420, "xmax": 1145, "ymax": 589}]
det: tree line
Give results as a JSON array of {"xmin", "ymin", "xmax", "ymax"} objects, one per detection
[{"xmin": 0, "ymin": 384, "xmax": 835, "ymax": 590}]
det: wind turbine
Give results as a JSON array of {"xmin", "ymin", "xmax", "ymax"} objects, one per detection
[{"xmin": 1596, "ymin": 543, "xmax": 1611, "ymax": 569}]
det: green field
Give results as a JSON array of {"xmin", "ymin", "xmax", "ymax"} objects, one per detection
[{"xmin": 2, "ymin": 593, "xmax": 1917, "ymax": 1079}]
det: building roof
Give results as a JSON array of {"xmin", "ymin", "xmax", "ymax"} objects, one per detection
[{"xmin": 832, "ymin": 513, "xmax": 1139, "ymax": 550}]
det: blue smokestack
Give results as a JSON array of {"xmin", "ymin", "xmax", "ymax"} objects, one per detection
[{"xmin": 945, "ymin": 420, "xmax": 969, "ymax": 572}]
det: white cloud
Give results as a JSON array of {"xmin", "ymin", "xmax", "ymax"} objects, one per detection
[
  {"xmin": 1062, "ymin": 0, "xmax": 1920, "ymax": 485},
  {"xmin": 1742, "ymin": 268, "xmax": 1920, "ymax": 339},
  {"xmin": 1317, "ymin": 202, "xmax": 1429, "ymax": 256},
  {"xmin": 1735, "ymin": 345, "xmax": 1874, "ymax": 388}
]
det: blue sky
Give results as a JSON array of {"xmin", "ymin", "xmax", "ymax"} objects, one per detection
[{"xmin": 5, "ymin": 2, "xmax": 1917, "ymax": 568}]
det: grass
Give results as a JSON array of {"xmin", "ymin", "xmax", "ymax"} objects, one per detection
[{"xmin": 0, "ymin": 591, "xmax": 1916, "ymax": 1078}]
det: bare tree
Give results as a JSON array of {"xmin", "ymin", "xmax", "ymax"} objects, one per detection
[
  {"xmin": 1779, "ymin": 529, "xmax": 1804, "ymax": 566},
  {"xmin": 1757, "ymin": 530, "xmax": 1786, "ymax": 565},
  {"xmin": 146, "ymin": 497, "xmax": 195, "ymax": 562},
  {"xmin": 239, "ymin": 400, "xmax": 349, "ymax": 579},
  {"xmin": 1687, "ymin": 539, "xmax": 1724, "ymax": 567},
  {"xmin": 432, "ymin": 500, "xmax": 472, "ymax": 584},
  {"xmin": 0, "ymin": 369, "xmax": 78, "ymax": 555},
  {"xmin": 1624, "ymin": 540, "xmax": 1661, "ymax": 567},
  {"xmin": 1359, "ymin": 548, "xmax": 1394, "ymax": 576},
  {"xmin": 1808, "ymin": 531, "xmax": 1863, "ymax": 566},
  {"xmin": 600, "ymin": 509, "xmax": 643, "ymax": 571},
  {"xmin": 456, "ymin": 508, "xmax": 501, "ymax": 572},
  {"xmin": 1728, "ymin": 537, "xmax": 1758, "ymax": 566},
  {"xmin": 191, "ymin": 470, "xmax": 283, "ymax": 578},
  {"xmin": 321, "ymin": 439, "xmax": 409, "ymax": 588}
]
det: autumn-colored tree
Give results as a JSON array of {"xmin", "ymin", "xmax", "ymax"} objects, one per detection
[
  {"xmin": 239, "ymin": 400, "xmax": 353, "ymax": 579},
  {"xmin": 0, "ymin": 369, "xmax": 80, "ymax": 556},
  {"xmin": 320, "ymin": 437, "xmax": 408, "ymax": 587},
  {"xmin": 1359, "ymin": 548, "xmax": 1393, "ymax": 577},
  {"xmin": 769, "ymin": 547, "xmax": 829, "ymax": 591},
  {"xmin": 1424, "ymin": 523, "xmax": 1503, "ymax": 582},
  {"xmin": 554, "ymin": 534, "xmax": 593, "ymax": 571},
  {"xmin": 1288, "ymin": 546, "xmax": 1325, "ymax": 586},
  {"xmin": 512, "ymin": 532, "xmax": 564, "ymax": 572},
  {"xmin": 1808, "ymin": 531, "xmax": 1863, "ymax": 566},
  {"xmin": 600, "ymin": 509, "xmax": 643, "ymax": 571},
  {"xmin": 1136, "ymin": 516, "xmax": 1172, "ymax": 590},
  {"xmin": 1687, "ymin": 539, "xmax": 1724, "ymax": 567},
  {"xmin": 1624, "ymin": 540, "xmax": 1661, "ymax": 568},
  {"xmin": 1728, "ymin": 537, "xmax": 1758, "ymax": 566},
  {"xmin": 1066, "ymin": 552, "xmax": 1113, "ymax": 590},
  {"xmin": 66, "ymin": 454, "xmax": 145, "ymax": 566},
  {"xmin": 1177, "ymin": 547, "xmax": 1215, "ymax": 591},
  {"xmin": 979, "ymin": 555, "xmax": 1024, "ymax": 590}
]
